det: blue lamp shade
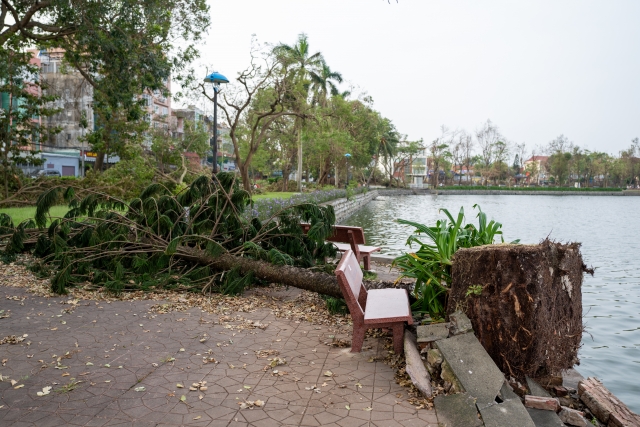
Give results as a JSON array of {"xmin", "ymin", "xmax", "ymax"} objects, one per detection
[
  {"xmin": 344, "ymin": 153, "xmax": 352, "ymax": 158},
  {"xmin": 204, "ymin": 71, "xmax": 229, "ymax": 84}
]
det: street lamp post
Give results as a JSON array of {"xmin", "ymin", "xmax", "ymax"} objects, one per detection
[
  {"xmin": 344, "ymin": 153, "xmax": 351, "ymax": 189},
  {"xmin": 204, "ymin": 71, "xmax": 229, "ymax": 178}
]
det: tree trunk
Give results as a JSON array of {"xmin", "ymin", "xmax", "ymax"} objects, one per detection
[
  {"xmin": 317, "ymin": 157, "xmax": 332, "ymax": 186},
  {"xmin": 176, "ymin": 246, "xmax": 410, "ymax": 299},
  {"xmin": 448, "ymin": 241, "xmax": 587, "ymax": 380},
  {"xmin": 94, "ymin": 152, "xmax": 105, "ymax": 172},
  {"xmin": 297, "ymin": 126, "xmax": 303, "ymax": 192},
  {"xmin": 238, "ymin": 162, "xmax": 252, "ymax": 192}
]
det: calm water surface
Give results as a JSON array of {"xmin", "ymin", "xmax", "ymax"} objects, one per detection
[{"xmin": 343, "ymin": 194, "xmax": 640, "ymax": 411}]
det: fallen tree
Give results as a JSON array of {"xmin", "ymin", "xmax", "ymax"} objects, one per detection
[{"xmin": 0, "ymin": 172, "xmax": 406, "ymax": 298}]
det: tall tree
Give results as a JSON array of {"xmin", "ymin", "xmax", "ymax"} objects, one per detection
[
  {"xmin": 475, "ymin": 119, "xmax": 501, "ymax": 185},
  {"xmin": 428, "ymin": 126, "xmax": 451, "ymax": 189},
  {"xmin": 196, "ymin": 46, "xmax": 303, "ymax": 192},
  {"xmin": 366, "ymin": 118, "xmax": 398, "ymax": 187},
  {"xmin": 273, "ymin": 33, "xmax": 325, "ymax": 191},
  {"xmin": 309, "ymin": 63, "xmax": 343, "ymax": 107},
  {"xmin": 460, "ymin": 131, "xmax": 474, "ymax": 185},
  {"xmin": 3, "ymin": 0, "xmax": 210, "ymax": 171},
  {"xmin": 0, "ymin": 43, "xmax": 59, "ymax": 199}
]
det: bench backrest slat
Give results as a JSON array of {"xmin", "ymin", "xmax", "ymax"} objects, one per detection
[
  {"xmin": 329, "ymin": 226, "xmax": 365, "ymax": 245},
  {"xmin": 300, "ymin": 224, "xmax": 366, "ymax": 245},
  {"xmin": 335, "ymin": 249, "xmax": 365, "ymax": 321}
]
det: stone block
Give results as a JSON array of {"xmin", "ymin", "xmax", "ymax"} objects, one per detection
[
  {"xmin": 426, "ymin": 348, "xmax": 443, "ymax": 368},
  {"xmin": 448, "ymin": 310, "xmax": 473, "ymax": 335},
  {"xmin": 553, "ymin": 386, "xmax": 568, "ymax": 397},
  {"xmin": 524, "ymin": 395, "xmax": 560, "ymax": 412},
  {"xmin": 434, "ymin": 393, "xmax": 484, "ymax": 427},
  {"xmin": 558, "ymin": 407, "xmax": 589, "ymax": 427},
  {"xmin": 558, "ymin": 396, "xmax": 573, "ymax": 407},
  {"xmin": 479, "ymin": 398, "xmax": 536, "ymax": 427},
  {"xmin": 436, "ymin": 332, "xmax": 505, "ymax": 407},
  {"xmin": 417, "ymin": 323, "xmax": 449, "ymax": 343}
]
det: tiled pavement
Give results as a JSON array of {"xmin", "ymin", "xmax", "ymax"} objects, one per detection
[{"xmin": 0, "ymin": 285, "xmax": 438, "ymax": 427}]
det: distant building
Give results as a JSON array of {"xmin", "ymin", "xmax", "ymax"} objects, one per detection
[
  {"xmin": 41, "ymin": 150, "xmax": 81, "ymax": 177},
  {"xmin": 523, "ymin": 155, "xmax": 549, "ymax": 184},
  {"xmin": 36, "ymin": 48, "xmax": 171, "ymax": 170},
  {"xmin": 142, "ymin": 80, "xmax": 172, "ymax": 139},
  {"xmin": 171, "ymin": 105, "xmax": 235, "ymax": 170},
  {"xmin": 171, "ymin": 104, "xmax": 210, "ymax": 136},
  {"xmin": 37, "ymin": 48, "xmax": 94, "ymax": 152}
]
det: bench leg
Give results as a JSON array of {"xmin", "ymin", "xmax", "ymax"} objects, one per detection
[
  {"xmin": 363, "ymin": 254, "xmax": 371, "ymax": 271},
  {"xmin": 351, "ymin": 324, "xmax": 365, "ymax": 353},
  {"xmin": 392, "ymin": 323, "xmax": 404, "ymax": 354}
]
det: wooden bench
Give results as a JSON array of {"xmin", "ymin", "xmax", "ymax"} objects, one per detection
[
  {"xmin": 301, "ymin": 224, "xmax": 381, "ymax": 270},
  {"xmin": 335, "ymin": 249, "xmax": 413, "ymax": 354}
]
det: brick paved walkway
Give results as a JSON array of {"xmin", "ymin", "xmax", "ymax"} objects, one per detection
[{"xmin": 0, "ymin": 284, "xmax": 438, "ymax": 427}]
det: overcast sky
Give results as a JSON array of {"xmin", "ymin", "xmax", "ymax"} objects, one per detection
[{"xmin": 194, "ymin": 0, "xmax": 640, "ymax": 156}]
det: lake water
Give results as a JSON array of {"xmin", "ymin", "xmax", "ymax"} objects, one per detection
[{"xmin": 343, "ymin": 194, "xmax": 640, "ymax": 411}]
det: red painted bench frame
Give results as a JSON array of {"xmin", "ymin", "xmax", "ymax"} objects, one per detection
[
  {"xmin": 335, "ymin": 249, "xmax": 413, "ymax": 354},
  {"xmin": 301, "ymin": 224, "xmax": 381, "ymax": 270}
]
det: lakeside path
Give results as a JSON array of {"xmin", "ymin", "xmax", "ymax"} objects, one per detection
[{"xmin": 0, "ymin": 262, "xmax": 437, "ymax": 427}]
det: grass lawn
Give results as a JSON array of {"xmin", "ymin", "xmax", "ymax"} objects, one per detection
[
  {"xmin": 252, "ymin": 192, "xmax": 297, "ymax": 200},
  {"xmin": 0, "ymin": 205, "xmax": 70, "ymax": 225},
  {"xmin": 0, "ymin": 192, "xmax": 297, "ymax": 225}
]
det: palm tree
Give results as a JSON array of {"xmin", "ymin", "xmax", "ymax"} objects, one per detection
[
  {"xmin": 309, "ymin": 63, "xmax": 343, "ymax": 107},
  {"xmin": 273, "ymin": 33, "xmax": 326, "ymax": 191},
  {"xmin": 366, "ymin": 119, "xmax": 399, "ymax": 187}
]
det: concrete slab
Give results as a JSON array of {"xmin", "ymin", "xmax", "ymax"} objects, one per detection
[
  {"xmin": 499, "ymin": 381, "xmax": 519, "ymax": 401},
  {"xmin": 434, "ymin": 393, "xmax": 484, "ymax": 427},
  {"xmin": 417, "ymin": 323, "xmax": 449, "ymax": 343},
  {"xmin": 562, "ymin": 368, "xmax": 584, "ymax": 390},
  {"xmin": 449, "ymin": 310, "xmax": 473, "ymax": 335},
  {"xmin": 436, "ymin": 332, "xmax": 505, "ymax": 407},
  {"xmin": 526, "ymin": 408, "xmax": 566, "ymax": 427},
  {"xmin": 479, "ymin": 399, "xmax": 536, "ymax": 427},
  {"xmin": 527, "ymin": 377, "xmax": 552, "ymax": 397}
]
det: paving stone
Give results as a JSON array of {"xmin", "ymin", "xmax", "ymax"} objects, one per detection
[
  {"xmin": 436, "ymin": 332, "xmax": 505, "ymax": 407},
  {"xmin": 526, "ymin": 407, "xmax": 566, "ymax": 427},
  {"xmin": 434, "ymin": 393, "xmax": 484, "ymax": 427},
  {"xmin": 0, "ymin": 276, "xmax": 438, "ymax": 426},
  {"xmin": 479, "ymin": 399, "xmax": 536, "ymax": 427},
  {"xmin": 416, "ymin": 323, "xmax": 449, "ymax": 343}
]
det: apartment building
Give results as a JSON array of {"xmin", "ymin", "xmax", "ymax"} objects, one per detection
[
  {"xmin": 171, "ymin": 105, "xmax": 235, "ymax": 170},
  {"xmin": 37, "ymin": 48, "xmax": 172, "ymax": 171}
]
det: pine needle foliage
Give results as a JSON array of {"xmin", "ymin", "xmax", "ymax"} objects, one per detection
[{"xmin": 2, "ymin": 172, "xmax": 337, "ymax": 295}]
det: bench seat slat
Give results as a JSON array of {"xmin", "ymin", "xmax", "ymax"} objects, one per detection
[
  {"xmin": 334, "ymin": 243, "xmax": 381, "ymax": 254},
  {"xmin": 357, "ymin": 245, "xmax": 381, "ymax": 253},
  {"xmin": 334, "ymin": 243, "xmax": 352, "ymax": 252},
  {"xmin": 363, "ymin": 289, "xmax": 412, "ymax": 323}
]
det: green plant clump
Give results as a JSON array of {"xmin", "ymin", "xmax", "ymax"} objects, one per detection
[
  {"xmin": 440, "ymin": 185, "xmax": 622, "ymax": 192},
  {"xmin": 392, "ymin": 205, "xmax": 518, "ymax": 318},
  {"xmin": 1, "ymin": 172, "xmax": 338, "ymax": 296}
]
